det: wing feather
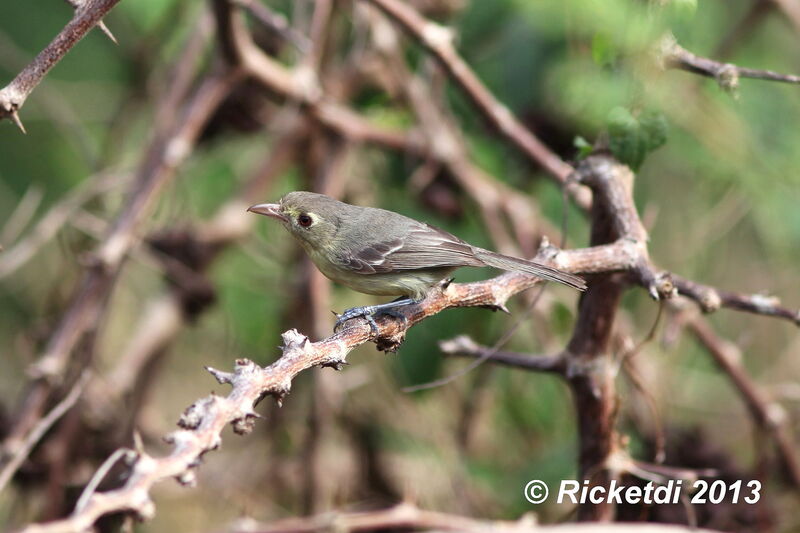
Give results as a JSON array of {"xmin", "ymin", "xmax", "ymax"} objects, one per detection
[{"xmin": 340, "ymin": 222, "xmax": 482, "ymax": 274}]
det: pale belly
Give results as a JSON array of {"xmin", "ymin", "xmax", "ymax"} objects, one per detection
[{"xmin": 307, "ymin": 248, "xmax": 454, "ymax": 299}]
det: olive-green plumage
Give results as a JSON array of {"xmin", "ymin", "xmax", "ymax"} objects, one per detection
[{"xmin": 248, "ymin": 191, "xmax": 586, "ymax": 300}]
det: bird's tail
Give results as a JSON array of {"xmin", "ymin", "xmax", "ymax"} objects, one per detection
[{"xmin": 473, "ymin": 248, "xmax": 587, "ymax": 291}]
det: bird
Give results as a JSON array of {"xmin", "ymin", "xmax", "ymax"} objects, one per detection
[{"xmin": 248, "ymin": 191, "xmax": 586, "ymax": 331}]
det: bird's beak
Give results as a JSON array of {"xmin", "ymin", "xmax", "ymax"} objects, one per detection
[{"xmin": 247, "ymin": 203, "xmax": 288, "ymax": 222}]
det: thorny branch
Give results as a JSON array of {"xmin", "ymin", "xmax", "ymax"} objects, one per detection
[
  {"xmin": 62, "ymin": 0, "xmax": 117, "ymax": 43},
  {"xmin": 0, "ymin": 0, "xmax": 124, "ymax": 131},
  {"xmin": 6, "ymin": 0, "xmax": 800, "ymax": 530},
  {"xmin": 13, "ymin": 269, "xmax": 572, "ymax": 533},
  {"xmin": 17, "ymin": 153, "xmax": 769, "ymax": 530}
]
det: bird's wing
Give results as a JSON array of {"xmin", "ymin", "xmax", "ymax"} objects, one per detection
[{"xmin": 340, "ymin": 222, "xmax": 483, "ymax": 274}]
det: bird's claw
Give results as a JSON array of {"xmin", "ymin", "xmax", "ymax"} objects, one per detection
[
  {"xmin": 334, "ymin": 305, "xmax": 379, "ymax": 334},
  {"xmin": 333, "ymin": 303, "xmax": 412, "ymax": 335}
]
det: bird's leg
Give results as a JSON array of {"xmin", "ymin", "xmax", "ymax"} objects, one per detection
[{"xmin": 334, "ymin": 298, "xmax": 417, "ymax": 333}]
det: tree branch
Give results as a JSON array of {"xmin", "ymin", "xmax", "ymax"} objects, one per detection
[
  {"xmin": 659, "ymin": 34, "xmax": 800, "ymax": 92},
  {"xmin": 62, "ymin": 0, "xmax": 117, "ymax": 43},
  {"xmin": 361, "ymin": 0, "xmax": 592, "ymax": 208},
  {"xmin": 672, "ymin": 275, "xmax": 799, "ymax": 326},
  {"xmin": 439, "ymin": 335, "xmax": 566, "ymax": 373},
  {"xmin": 223, "ymin": 501, "xmax": 723, "ymax": 533},
  {"xmin": 686, "ymin": 315, "xmax": 800, "ymax": 487},
  {"xmin": 2, "ymin": 67, "xmax": 241, "ymax": 467},
  {"xmin": 0, "ymin": 0, "xmax": 124, "ymax": 131},
  {"xmin": 212, "ymin": 0, "xmax": 426, "ymax": 154}
]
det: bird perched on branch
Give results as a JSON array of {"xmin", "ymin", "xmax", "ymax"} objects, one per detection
[{"xmin": 249, "ymin": 192, "xmax": 585, "ymax": 331}]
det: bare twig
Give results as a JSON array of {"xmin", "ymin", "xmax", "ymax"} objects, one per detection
[
  {"xmin": 16, "ymin": 264, "xmax": 728, "ymax": 532},
  {"xmin": 233, "ymin": 0, "xmax": 311, "ymax": 52},
  {"xmin": 439, "ymin": 335, "xmax": 566, "ymax": 373},
  {"xmin": 301, "ymin": 0, "xmax": 334, "ymax": 74},
  {"xmin": 73, "ymin": 447, "xmax": 134, "ymax": 513},
  {"xmin": 224, "ymin": 501, "xmax": 723, "ymax": 532},
  {"xmin": 672, "ymin": 275, "xmax": 799, "ymax": 326},
  {"xmin": 212, "ymin": 0, "xmax": 426, "ymax": 154},
  {"xmin": 362, "ymin": 0, "xmax": 592, "ymax": 208},
  {"xmin": 83, "ymin": 120, "xmax": 305, "ymax": 421},
  {"xmin": 659, "ymin": 34, "xmax": 800, "ymax": 92},
  {"xmin": 0, "ymin": 172, "xmax": 122, "ymax": 279},
  {"xmin": 686, "ymin": 316, "xmax": 800, "ymax": 488},
  {"xmin": 2, "ymin": 67, "xmax": 241, "ymax": 462},
  {"xmin": 0, "ymin": 0, "xmax": 124, "ymax": 130},
  {"xmin": 0, "ymin": 372, "xmax": 89, "ymax": 493}
]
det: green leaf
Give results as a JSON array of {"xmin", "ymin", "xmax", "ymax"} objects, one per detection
[
  {"xmin": 573, "ymin": 136, "xmax": 594, "ymax": 159},
  {"xmin": 606, "ymin": 107, "xmax": 669, "ymax": 170},
  {"xmin": 591, "ymin": 33, "xmax": 617, "ymax": 68},
  {"xmin": 639, "ymin": 109, "xmax": 669, "ymax": 151}
]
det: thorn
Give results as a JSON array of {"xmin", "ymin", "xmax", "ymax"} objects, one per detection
[
  {"xmin": 648, "ymin": 284, "xmax": 660, "ymax": 301},
  {"xmin": 97, "ymin": 20, "xmax": 117, "ymax": 44},
  {"xmin": 132, "ymin": 430, "xmax": 145, "ymax": 455},
  {"xmin": 321, "ymin": 359, "xmax": 349, "ymax": 371},
  {"xmin": 271, "ymin": 390, "xmax": 288, "ymax": 408},
  {"xmin": 176, "ymin": 470, "xmax": 197, "ymax": 487},
  {"xmin": 489, "ymin": 303, "xmax": 510, "ymax": 314},
  {"xmin": 205, "ymin": 366, "xmax": 234, "ymax": 385},
  {"xmin": 10, "ymin": 110, "xmax": 26, "ymax": 134}
]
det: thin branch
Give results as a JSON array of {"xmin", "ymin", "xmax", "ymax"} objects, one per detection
[
  {"xmin": 84, "ymin": 121, "xmax": 305, "ymax": 420},
  {"xmin": 16, "ymin": 266, "xmax": 726, "ymax": 532},
  {"xmin": 233, "ymin": 0, "xmax": 311, "ymax": 52},
  {"xmin": 62, "ymin": 0, "xmax": 117, "ymax": 43},
  {"xmin": 439, "ymin": 335, "xmax": 566, "ymax": 373},
  {"xmin": 0, "ymin": 372, "xmax": 89, "ymax": 493},
  {"xmin": 212, "ymin": 0, "xmax": 426, "ymax": 154},
  {"xmin": 659, "ymin": 34, "xmax": 800, "ymax": 92},
  {"xmin": 0, "ymin": 172, "xmax": 123, "ymax": 279},
  {"xmin": 672, "ymin": 275, "xmax": 799, "ymax": 326},
  {"xmin": 362, "ymin": 0, "xmax": 592, "ymax": 208},
  {"xmin": 301, "ymin": 0, "xmax": 334, "ymax": 74},
  {"xmin": 223, "ymin": 501, "xmax": 723, "ymax": 533},
  {"xmin": 73, "ymin": 447, "xmax": 133, "ymax": 513},
  {"xmin": 686, "ymin": 316, "xmax": 800, "ymax": 488},
  {"xmin": 2, "ymin": 67, "xmax": 241, "ymax": 463},
  {"xmin": 0, "ymin": 0, "xmax": 124, "ymax": 130}
]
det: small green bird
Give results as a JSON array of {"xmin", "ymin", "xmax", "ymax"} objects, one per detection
[{"xmin": 249, "ymin": 191, "xmax": 586, "ymax": 331}]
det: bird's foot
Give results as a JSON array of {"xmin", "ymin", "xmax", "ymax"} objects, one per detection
[
  {"xmin": 334, "ymin": 306, "xmax": 380, "ymax": 334},
  {"xmin": 333, "ymin": 299, "xmax": 416, "ymax": 334}
]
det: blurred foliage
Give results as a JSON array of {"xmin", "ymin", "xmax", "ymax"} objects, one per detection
[{"xmin": 1, "ymin": 0, "xmax": 799, "ymax": 531}]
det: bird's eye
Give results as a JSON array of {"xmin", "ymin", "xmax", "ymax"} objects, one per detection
[{"xmin": 297, "ymin": 214, "xmax": 313, "ymax": 228}]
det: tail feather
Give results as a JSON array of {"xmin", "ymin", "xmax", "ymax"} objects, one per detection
[{"xmin": 473, "ymin": 248, "xmax": 587, "ymax": 291}]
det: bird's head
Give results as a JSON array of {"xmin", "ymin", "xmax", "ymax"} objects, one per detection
[{"xmin": 248, "ymin": 191, "xmax": 342, "ymax": 248}]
